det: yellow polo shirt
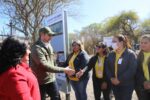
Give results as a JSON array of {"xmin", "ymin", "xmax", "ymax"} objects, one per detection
[
  {"xmin": 68, "ymin": 52, "xmax": 79, "ymax": 81},
  {"xmin": 143, "ymin": 52, "xmax": 150, "ymax": 81},
  {"xmin": 114, "ymin": 48, "xmax": 126, "ymax": 78},
  {"xmin": 95, "ymin": 56, "xmax": 105, "ymax": 78}
]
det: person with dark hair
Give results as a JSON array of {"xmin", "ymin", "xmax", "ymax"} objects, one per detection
[
  {"xmin": 0, "ymin": 36, "xmax": 40, "ymax": 100},
  {"xmin": 108, "ymin": 46, "xmax": 113, "ymax": 52},
  {"xmin": 106, "ymin": 34, "xmax": 137, "ymax": 100},
  {"xmin": 135, "ymin": 34, "xmax": 150, "ymax": 100},
  {"xmin": 63, "ymin": 40, "xmax": 90, "ymax": 100},
  {"xmin": 30, "ymin": 27, "xmax": 75, "ymax": 100},
  {"xmin": 77, "ymin": 42, "xmax": 111, "ymax": 100}
]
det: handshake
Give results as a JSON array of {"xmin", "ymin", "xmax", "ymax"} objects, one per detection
[{"xmin": 64, "ymin": 67, "xmax": 84, "ymax": 78}]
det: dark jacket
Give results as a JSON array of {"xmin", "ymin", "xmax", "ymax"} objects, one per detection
[
  {"xmin": 136, "ymin": 51, "xmax": 150, "ymax": 87},
  {"xmin": 30, "ymin": 39, "xmax": 65, "ymax": 85},
  {"xmin": 84, "ymin": 54, "xmax": 108, "ymax": 82},
  {"xmin": 64, "ymin": 50, "xmax": 89, "ymax": 80},
  {"xmin": 106, "ymin": 48, "xmax": 137, "ymax": 86}
]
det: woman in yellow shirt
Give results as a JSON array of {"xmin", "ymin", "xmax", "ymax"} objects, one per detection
[
  {"xmin": 106, "ymin": 34, "xmax": 137, "ymax": 100},
  {"xmin": 63, "ymin": 40, "xmax": 89, "ymax": 100},
  {"xmin": 77, "ymin": 42, "xmax": 111, "ymax": 100},
  {"xmin": 135, "ymin": 34, "xmax": 150, "ymax": 100}
]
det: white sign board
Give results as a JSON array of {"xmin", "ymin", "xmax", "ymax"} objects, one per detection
[{"xmin": 103, "ymin": 37, "xmax": 113, "ymax": 47}]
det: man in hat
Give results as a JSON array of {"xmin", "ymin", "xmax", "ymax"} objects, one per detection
[{"xmin": 30, "ymin": 27, "xmax": 74, "ymax": 100}]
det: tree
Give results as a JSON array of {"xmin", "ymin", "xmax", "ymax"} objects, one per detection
[
  {"xmin": 104, "ymin": 11, "xmax": 139, "ymax": 43},
  {"xmin": 80, "ymin": 23, "xmax": 103, "ymax": 54},
  {"xmin": 141, "ymin": 18, "xmax": 150, "ymax": 34},
  {"xmin": 68, "ymin": 33, "xmax": 78, "ymax": 52},
  {"xmin": 0, "ymin": 0, "xmax": 79, "ymax": 42}
]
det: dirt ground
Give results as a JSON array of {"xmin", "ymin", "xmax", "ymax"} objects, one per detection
[{"xmin": 47, "ymin": 75, "xmax": 138, "ymax": 100}]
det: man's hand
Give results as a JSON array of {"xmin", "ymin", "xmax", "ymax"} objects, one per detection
[
  {"xmin": 76, "ymin": 69, "xmax": 84, "ymax": 78},
  {"xmin": 101, "ymin": 82, "xmax": 107, "ymax": 90},
  {"xmin": 111, "ymin": 77, "xmax": 120, "ymax": 86},
  {"xmin": 64, "ymin": 67, "xmax": 75, "ymax": 76}
]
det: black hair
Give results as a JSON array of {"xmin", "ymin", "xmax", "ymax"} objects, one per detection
[
  {"xmin": 0, "ymin": 36, "xmax": 27, "ymax": 74},
  {"xmin": 96, "ymin": 42, "xmax": 108, "ymax": 55},
  {"xmin": 96, "ymin": 42, "xmax": 106, "ymax": 49}
]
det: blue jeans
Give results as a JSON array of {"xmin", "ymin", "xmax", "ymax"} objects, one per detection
[
  {"xmin": 39, "ymin": 81, "xmax": 61, "ymax": 100},
  {"xmin": 112, "ymin": 84, "xmax": 134, "ymax": 100},
  {"xmin": 70, "ymin": 76, "xmax": 89, "ymax": 100}
]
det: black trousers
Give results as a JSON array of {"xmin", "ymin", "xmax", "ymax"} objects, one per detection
[
  {"xmin": 112, "ymin": 84, "xmax": 134, "ymax": 100},
  {"xmin": 93, "ymin": 77, "xmax": 111, "ymax": 100},
  {"xmin": 39, "ymin": 81, "xmax": 61, "ymax": 100},
  {"xmin": 135, "ymin": 86, "xmax": 150, "ymax": 100}
]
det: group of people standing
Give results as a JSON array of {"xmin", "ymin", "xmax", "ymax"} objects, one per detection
[
  {"xmin": 74, "ymin": 34, "xmax": 137, "ymax": 100},
  {"xmin": 75, "ymin": 34, "xmax": 150, "ymax": 100},
  {"xmin": 0, "ymin": 26, "xmax": 149, "ymax": 100},
  {"xmin": 60, "ymin": 33, "xmax": 150, "ymax": 100}
]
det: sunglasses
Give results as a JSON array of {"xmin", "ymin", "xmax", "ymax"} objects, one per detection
[{"xmin": 96, "ymin": 45, "xmax": 105, "ymax": 48}]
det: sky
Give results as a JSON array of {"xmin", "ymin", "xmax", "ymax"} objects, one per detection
[
  {"xmin": 0, "ymin": 0, "xmax": 150, "ymax": 35},
  {"xmin": 67, "ymin": 0, "xmax": 150, "ymax": 33}
]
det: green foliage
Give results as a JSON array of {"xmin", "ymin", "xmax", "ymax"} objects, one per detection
[
  {"xmin": 104, "ymin": 16, "xmax": 119, "ymax": 33},
  {"xmin": 104, "ymin": 11, "xmax": 139, "ymax": 35},
  {"xmin": 78, "ymin": 10, "xmax": 150, "ymax": 53},
  {"xmin": 141, "ymin": 19, "xmax": 150, "ymax": 33},
  {"xmin": 80, "ymin": 23, "xmax": 102, "ymax": 35}
]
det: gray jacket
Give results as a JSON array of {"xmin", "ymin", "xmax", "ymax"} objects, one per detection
[{"xmin": 30, "ymin": 39, "xmax": 65, "ymax": 85}]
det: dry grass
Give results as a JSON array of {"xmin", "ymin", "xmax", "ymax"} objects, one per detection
[
  {"xmin": 46, "ymin": 75, "xmax": 138, "ymax": 100},
  {"xmin": 59, "ymin": 76, "xmax": 138, "ymax": 100}
]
